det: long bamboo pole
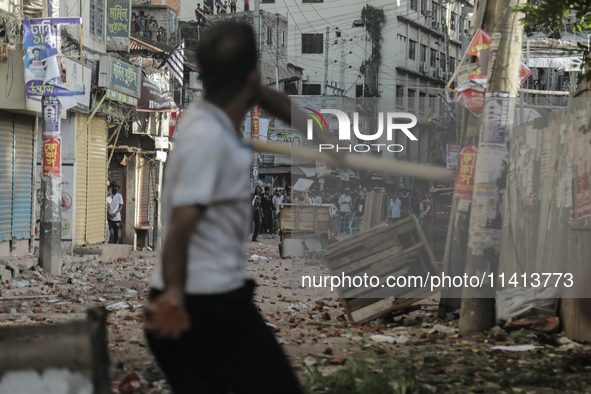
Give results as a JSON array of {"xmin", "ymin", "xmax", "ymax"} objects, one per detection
[{"xmin": 247, "ymin": 140, "xmax": 453, "ymax": 182}]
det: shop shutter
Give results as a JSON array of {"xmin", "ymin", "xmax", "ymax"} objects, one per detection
[
  {"xmin": 138, "ymin": 155, "xmax": 150, "ymax": 226},
  {"xmin": 86, "ymin": 117, "xmax": 107, "ymax": 244},
  {"xmin": 74, "ymin": 115, "xmax": 108, "ymax": 245},
  {"xmin": 12, "ymin": 115, "xmax": 34, "ymax": 239},
  {"xmin": 0, "ymin": 114, "xmax": 14, "ymax": 241},
  {"xmin": 75, "ymin": 114, "xmax": 89, "ymax": 246}
]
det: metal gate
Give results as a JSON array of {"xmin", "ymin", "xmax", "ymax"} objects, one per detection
[
  {"xmin": 75, "ymin": 114, "xmax": 107, "ymax": 246},
  {"xmin": 0, "ymin": 111, "xmax": 34, "ymax": 242}
]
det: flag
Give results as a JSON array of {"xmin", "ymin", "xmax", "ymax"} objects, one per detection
[{"xmin": 161, "ymin": 40, "xmax": 185, "ymax": 85}]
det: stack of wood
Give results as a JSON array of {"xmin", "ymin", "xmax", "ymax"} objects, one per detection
[
  {"xmin": 277, "ymin": 203, "xmax": 331, "ymax": 257},
  {"xmin": 359, "ymin": 191, "xmax": 388, "ymax": 231},
  {"xmin": 320, "ymin": 215, "xmax": 440, "ymax": 324}
]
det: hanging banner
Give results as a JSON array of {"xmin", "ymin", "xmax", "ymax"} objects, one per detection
[
  {"xmin": 453, "ymin": 89, "xmax": 485, "ymax": 117},
  {"xmin": 466, "ymin": 29, "xmax": 491, "ymax": 60},
  {"xmin": 136, "ymin": 74, "xmax": 177, "ymax": 112},
  {"xmin": 252, "ymin": 106, "xmax": 260, "ymax": 141},
  {"xmin": 107, "ymin": 0, "xmax": 131, "ymax": 52},
  {"xmin": 454, "ymin": 145, "xmax": 478, "ymax": 201},
  {"xmin": 316, "ymin": 161, "xmax": 329, "ymax": 177},
  {"xmin": 47, "ymin": 0, "xmax": 59, "ymax": 17}
]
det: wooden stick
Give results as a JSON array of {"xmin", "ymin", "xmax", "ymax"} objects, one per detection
[
  {"xmin": 247, "ymin": 140, "xmax": 453, "ymax": 182},
  {"xmin": 0, "ymin": 295, "xmax": 51, "ymax": 300}
]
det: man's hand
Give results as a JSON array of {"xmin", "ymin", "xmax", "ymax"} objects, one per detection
[{"xmin": 145, "ymin": 289, "xmax": 191, "ymax": 339}]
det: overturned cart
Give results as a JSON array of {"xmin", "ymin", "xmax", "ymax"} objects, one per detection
[{"xmin": 320, "ymin": 216, "xmax": 441, "ymax": 324}]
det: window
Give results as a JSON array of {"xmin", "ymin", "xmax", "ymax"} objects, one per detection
[
  {"xmin": 410, "ymin": 0, "xmax": 417, "ymax": 11},
  {"xmin": 285, "ymin": 81, "xmax": 298, "ymax": 95},
  {"xmin": 396, "ymin": 85, "xmax": 404, "ymax": 107},
  {"xmin": 409, "ymin": 40, "xmax": 417, "ymax": 60},
  {"xmin": 281, "ymin": 30, "xmax": 285, "ymax": 46},
  {"xmin": 408, "ymin": 89, "xmax": 415, "ymax": 110},
  {"xmin": 420, "ymin": 45, "xmax": 427, "ymax": 63},
  {"xmin": 421, "ymin": 0, "xmax": 427, "ymax": 15},
  {"xmin": 89, "ymin": 0, "xmax": 104, "ymax": 39},
  {"xmin": 397, "ymin": 34, "xmax": 407, "ymax": 43},
  {"xmin": 303, "ymin": 0, "xmax": 323, "ymax": 3},
  {"xmin": 267, "ymin": 26, "xmax": 272, "ymax": 45},
  {"xmin": 301, "ymin": 33, "xmax": 323, "ymax": 54},
  {"xmin": 302, "ymin": 84, "xmax": 321, "ymax": 95},
  {"xmin": 440, "ymin": 52, "xmax": 446, "ymax": 70},
  {"xmin": 432, "ymin": 1, "xmax": 438, "ymax": 22},
  {"xmin": 419, "ymin": 92, "xmax": 426, "ymax": 113},
  {"xmin": 449, "ymin": 56, "xmax": 456, "ymax": 73},
  {"xmin": 430, "ymin": 48, "xmax": 437, "ymax": 68},
  {"xmin": 451, "ymin": 12, "xmax": 457, "ymax": 31},
  {"xmin": 356, "ymin": 84, "xmax": 363, "ymax": 98}
]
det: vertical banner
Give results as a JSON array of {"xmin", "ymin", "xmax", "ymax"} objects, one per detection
[
  {"xmin": 47, "ymin": 0, "xmax": 59, "ymax": 16},
  {"xmin": 454, "ymin": 145, "xmax": 478, "ymax": 200},
  {"xmin": 253, "ymin": 166, "xmax": 259, "ymax": 183},
  {"xmin": 251, "ymin": 106, "xmax": 260, "ymax": 141},
  {"xmin": 107, "ymin": 0, "xmax": 131, "ymax": 52},
  {"xmin": 42, "ymin": 96, "xmax": 61, "ymax": 177},
  {"xmin": 446, "ymin": 143, "xmax": 460, "ymax": 171},
  {"xmin": 480, "ymin": 91, "xmax": 511, "ymax": 144}
]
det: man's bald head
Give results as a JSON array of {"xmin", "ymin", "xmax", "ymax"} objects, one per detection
[{"xmin": 197, "ymin": 21, "xmax": 258, "ymax": 102}]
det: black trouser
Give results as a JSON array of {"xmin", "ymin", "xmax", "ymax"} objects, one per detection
[
  {"xmin": 146, "ymin": 282, "xmax": 302, "ymax": 394},
  {"xmin": 108, "ymin": 219, "xmax": 121, "ymax": 244},
  {"xmin": 252, "ymin": 214, "xmax": 260, "ymax": 241},
  {"xmin": 230, "ymin": 3, "xmax": 236, "ymax": 12},
  {"xmin": 262, "ymin": 210, "xmax": 273, "ymax": 233}
]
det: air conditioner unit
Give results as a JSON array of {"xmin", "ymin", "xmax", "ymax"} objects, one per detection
[
  {"xmin": 419, "ymin": 62, "xmax": 428, "ymax": 73},
  {"xmin": 424, "ymin": 10, "xmax": 433, "ymax": 16},
  {"xmin": 433, "ymin": 68, "xmax": 443, "ymax": 78},
  {"xmin": 432, "ymin": 21, "xmax": 439, "ymax": 30}
]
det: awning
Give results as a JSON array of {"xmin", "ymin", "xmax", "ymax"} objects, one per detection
[
  {"xmin": 526, "ymin": 56, "xmax": 582, "ymax": 72},
  {"xmin": 258, "ymin": 166, "xmax": 306, "ymax": 176},
  {"xmin": 130, "ymin": 37, "xmax": 165, "ymax": 53}
]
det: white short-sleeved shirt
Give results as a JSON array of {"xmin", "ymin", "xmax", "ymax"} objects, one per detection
[
  {"xmin": 108, "ymin": 193, "xmax": 124, "ymax": 221},
  {"xmin": 150, "ymin": 100, "xmax": 253, "ymax": 295}
]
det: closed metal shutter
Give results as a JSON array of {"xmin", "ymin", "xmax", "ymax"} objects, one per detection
[
  {"xmin": 138, "ymin": 155, "xmax": 150, "ymax": 226},
  {"xmin": 0, "ymin": 114, "xmax": 14, "ymax": 241},
  {"xmin": 13, "ymin": 115, "xmax": 35, "ymax": 239},
  {"xmin": 75, "ymin": 115, "xmax": 88, "ymax": 246},
  {"xmin": 75, "ymin": 115, "xmax": 107, "ymax": 245},
  {"xmin": 86, "ymin": 117, "xmax": 107, "ymax": 244}
]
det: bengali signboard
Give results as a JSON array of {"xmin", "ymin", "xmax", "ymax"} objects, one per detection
[
  {"xmin": 107, "ymin": 0, "xmax": 131, "ymax": 52},
  {"xmin": 252, "ymin": 106, "xmax": 260, "ymax": 141},
  {"xmin": 446, "ymin": 143, "xmax": 460, "ymax": 171},
  {"xmin": 454, "ymin": 145, "xmax": 478, "ymax": 201},
  {"xmin": 98, "ymin": 55, "xmax": 141, "ymax": 98},
  {"xmin": 136, "ymin": 74, "xmax": 177, "ymax": 112}
]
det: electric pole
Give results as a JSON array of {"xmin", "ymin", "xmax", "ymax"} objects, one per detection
[
  {"xmin": 39, "ymin": 0, "xmax": 62, "ymax": 275},
  {"xmin": 439, "ymin": 0, "xmax": 497, "ymax": 317},
  {"xmin": 459, "ymin": 0, "xmax": 527, "ymax": 335},
  {"xmin": 340, "ymin": 36, "xmax": 345, "ymax": 92},
  {"xmin": 323, "ymin": 26, "xmax": 329, "ymax": 105}
]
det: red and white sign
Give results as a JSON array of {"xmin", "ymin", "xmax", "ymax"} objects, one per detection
[
  {"xmin": 454, "ymin": 145, "xmax": 478, "ymax": 201},
  {"xmin": 43, "ymin": 137, "xmax": 61, "ymax": 177}
]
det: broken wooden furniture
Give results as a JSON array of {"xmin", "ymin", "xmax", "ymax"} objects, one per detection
[
  {"xmin": 0, "ymin": 307, "xmax": 110, "ymax": 393},
  {"xmin": 278, "ymin": 203, "xmax": 331, "ymax": 257},
  {"xmin": 320, "ymin": 215, "xmax": 440, "ymax": 324}
]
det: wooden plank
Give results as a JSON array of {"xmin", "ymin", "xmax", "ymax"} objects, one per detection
[{"xmin": 350, "ymin": 288, "xmax": 435, "ymax": 324}]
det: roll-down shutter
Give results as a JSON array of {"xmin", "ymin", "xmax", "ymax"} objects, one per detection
[
  {"xmin": 13, "ymin": 115, "xmax": 35, "ymax": 239},
  {"xmin": 138, "ymin": 155, "xmax": 151, "ymax": 226},
  {"xmin": 0, "ymin": 115, "xmax": 14, "ymax": 241},
  {"xmin": 75, "ymin": 114, "xmax": 107, "ymax": 245}
]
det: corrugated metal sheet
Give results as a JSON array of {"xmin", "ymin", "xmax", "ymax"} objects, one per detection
[
  {"xmin": 86, "ymin": 117, "xmax": 107, "ymax": 244},
  {"xmin": 74, "ymin": 114, "xmax": 88, "ymax": 246},
  {"xmin": 75, "ymin": 114, "xmax": 108, "ymax": 245},
  {"xmin": 0, "ymin": 114, "xmax": 14, "ymax": 241},
  {"xmin": 138, "ymin": 155, "xmax": 150, "ymax": 226},
  {"xmin": 12, "ymin": 115, "xmax": 34, "ymax": 239}
]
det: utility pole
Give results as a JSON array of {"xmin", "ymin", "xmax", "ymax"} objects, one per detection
[
  {"xmin": 153, "ymin": 112, "xmax": 165, "ymax": 252},
  {"xmin": 438, "ymin": 0, "xmax": 497, "ymax": 318},
  {"xmin": 251, "ymin": 0, "xmax": 261, "ymax": 187},
  {"xmin": 362, "ymin": 0, "xmax": 367, "ymax": 97},
  {"xmin": 39, "ymin": 0, "xmax": 62, "ymax": 275},
  {"xmin": 323, "ymin": 26, "xmax": 329, "ymax": 105},
  {"xmin": 340, "ymin": 36, "xmax": 345, "ymax": 92},
  {"xmin": 459, "ymin": 0, "xmax": 526, "ymax": 335}
]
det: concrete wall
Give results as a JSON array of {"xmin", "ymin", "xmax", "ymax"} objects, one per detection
[{"xmin": 0, "ymin": 47, "xmax": 27, "ymax": 111}]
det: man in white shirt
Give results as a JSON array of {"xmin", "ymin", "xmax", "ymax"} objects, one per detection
[
  {"xmin": 107, "ymin": 181, "xmax": 124, "ymax": 244},
  {"xmin": 106, "ymin": 185, "xmax": 112, "ymax": 243},
  {"xmin": 338, "ymin": 188, "xmax": 352, "ymax": 216},
  {"xmin": 272, "ymin": 189, "xmax": 283, "ymax": 211},
  {"xmin": 389, "ymin": 190, "xmax": 402, "ymax": 225},
  {"xmin": 144, "ymin": 21, "xmax": 341, "ymax": 394}
]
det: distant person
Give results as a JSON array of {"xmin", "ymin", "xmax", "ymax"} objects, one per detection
[
  {"xmin": 195, "ymin": 3, "xmax": 204, "ymax": 23},
  {"xmin": 399, "ymin": 190, "xmax": 411, "ymax": 218},
  {"xmin": 215, "ymin": 0, "xmax": 222, "ymax": 13},
  {"xmin": 389, "ymin": 190, "xmax": 401, "ymax": 225},
  {"xmin": 106, "ymin": 185, "xmax": 112, "ymax": 243},
  {"xmin": 108, "ymin": 181, "xmax": 124, "ymax": 244},
  {"xmin": 244, "ymin": 0, "xmax": 249, "ymax": 11},
  {"xmin": 338, "ymin": 188, "xmax": 352, "ymax": 219},
  {"xmin": 261, "ymin": 186, "xmax": 273, "ymax": 234},
  {"xmin": 230, "ymin": 0, "xmax": 236, "ymax": 13},
  {"xmin": 221, "ymin": 1, "xmax": 228, "ymax": 13}
]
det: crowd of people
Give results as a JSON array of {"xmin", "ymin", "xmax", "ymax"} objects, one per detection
[
  {"xmin": 250, "ymin": 183, "xmax": 433, "ymax": 241},
  {"xmin": 195, "ymin": 0, "xmax": 245, "ymax": 26},
  {"xmin": 131, "ymin": 14, "xmax": 168, "ymax": 42}
]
